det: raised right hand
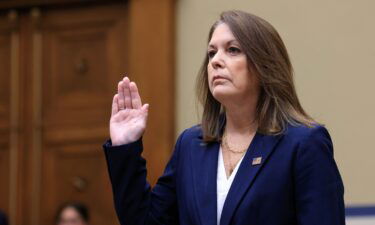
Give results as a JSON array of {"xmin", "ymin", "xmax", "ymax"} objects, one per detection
[{"xmin": 110, "ymin": 77, "xmax": 149, "ymax": 146}]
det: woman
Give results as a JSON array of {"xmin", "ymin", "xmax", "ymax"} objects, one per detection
[
  {"xmin": 104, "ymin": 10, "xmax": 345, "ymax": 225},
  {"xmin": 55, "ymin": 202, "xmax": 89, "ymax": 225}
]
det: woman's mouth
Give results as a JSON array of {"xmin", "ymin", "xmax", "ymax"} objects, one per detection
[{"xmin": 213, "ymin": 75, "xmax": 228, "ymax": 83}]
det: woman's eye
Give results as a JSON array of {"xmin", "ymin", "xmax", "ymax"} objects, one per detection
[
  {"xmin": 207, "ymin": 50, "xmax": 216, "ymax": 59},
  {"xmin": 228, "ymin": 47, "xmax": 241, "ymax": 55}
]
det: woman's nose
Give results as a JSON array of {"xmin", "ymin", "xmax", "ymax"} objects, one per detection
[{"xmin": 210, "ymin": 50, "xmax": 224, "ymax": 69}]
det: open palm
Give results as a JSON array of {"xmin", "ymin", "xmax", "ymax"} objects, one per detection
[{"xmin": 110, "ymin": 77, "xmax": 149, "ymax": 146}]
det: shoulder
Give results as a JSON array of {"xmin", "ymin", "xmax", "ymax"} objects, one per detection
[
  {"xmin": 278, "ymin": 123, "xmax": 334, "ymax": 160},
  {"xmin": 280, "ymin": 124, "xmax": 337, "ymax": 169},
  {"xmin": 176, "ymin": 124, "xmax": 203, "ymax": 144},
  {"xmin": 169, "ymin": 125, "xmax": 202, "ymax": 161},
  {"xmin": 172, "ymin": 125, "xmax": 205, "ymax": 155},
  {"xmin": 282, "ymin": 123, "xmax": 332, "ymax": 148}
]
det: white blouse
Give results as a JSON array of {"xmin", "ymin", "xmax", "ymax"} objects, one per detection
[{"xmin": 216, "ymin": 146, "xmax": 245, "ymax": 225}]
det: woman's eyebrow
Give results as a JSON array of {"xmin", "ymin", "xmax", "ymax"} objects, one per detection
[
  {"xmin": 227, "ymin": 40, "xmax": 240, "ymax": 45},
  {"xmin": 208, "ymin": 39, "xmax": 239, "ymax": 48}
]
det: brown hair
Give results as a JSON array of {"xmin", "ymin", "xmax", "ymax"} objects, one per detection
[{"xmin": 196, "ymin": 10, "xmax": 316, "ymax": 142}]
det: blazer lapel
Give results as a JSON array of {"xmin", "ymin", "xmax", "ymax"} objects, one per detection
[
  {"xmin": 220, "ymin": 133, "xmax": 283, "ymax": 225},
  {"xmin": 190, "ymin": 137, "xmax": 219, "ymax": 225}
]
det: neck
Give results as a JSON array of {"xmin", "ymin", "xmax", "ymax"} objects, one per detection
[{"xmin": 223, "ymin": 99, "xmax": 258, "ymax": 135}]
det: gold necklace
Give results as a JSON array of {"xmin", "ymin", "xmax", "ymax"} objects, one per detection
[
  {"xmin": 221, "ymin": 131, "xmax": 248, "ymax": 177},
  {"xmin": 222, "ymin": 131, "xmax": 248, "ymax": 154},
  {"xmin": 221, "ymin": 142, "xmax": 235, "ymax": 177}
]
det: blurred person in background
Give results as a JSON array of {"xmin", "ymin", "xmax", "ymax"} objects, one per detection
[
  {"xmin": 55, "ymin": 202, "xmax": 89, "ymax": 225},
  {"xmin": 103, "ymin": 10, "xmax": 345, "ymax": 225}
]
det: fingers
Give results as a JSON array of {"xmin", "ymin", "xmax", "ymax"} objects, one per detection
[
  {"xmin": 123, "ymin": 77, "xmax": 132, "ymax": 109},
  {"xmin": 116, "ymin": 76, "xmax": 143, "ymax": 110},
  {"xmin": 117, "ymin": 82, "xmax": 125, "ymax": 110},
  {"xmin": 129, "ymin": 82, "xmax": 142, "ymax": 109},
  {"xmin": 112, "ymin": 94, "xmax": 119, "ymax": 116}
]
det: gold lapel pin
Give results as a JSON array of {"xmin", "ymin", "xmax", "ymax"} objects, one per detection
[{"xmin": 252, "ymin": 157, "xmax": 262, "ymax": 166}]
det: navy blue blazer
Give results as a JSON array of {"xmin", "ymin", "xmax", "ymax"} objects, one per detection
[{"xmin": 103, "ymin": 124, "xmax": 345, "ymax": 225}]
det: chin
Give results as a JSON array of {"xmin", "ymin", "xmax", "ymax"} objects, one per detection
[{"xmin": 211, "ymin": 86, "xmax": 235, "ymax": 102}]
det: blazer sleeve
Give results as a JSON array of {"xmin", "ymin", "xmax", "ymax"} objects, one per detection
[
  {"xmin": 294, "ymin": 126, "xmax": 346, "ymax": 225},
  {"xmin": 103, "ymin": 131, "xmax": 185, "ymax": 225}
]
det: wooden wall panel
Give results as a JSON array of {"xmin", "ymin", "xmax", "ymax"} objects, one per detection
[
  {"xmin": 0, "ymin": 151, "xmax": 9, "ymax": 214},
  {"xmin": 0, "ymin": 27, "xmax": 11, "ymax": 217},
  {"xmin": 42, "ymin": 142, "xmax": 117, "ymax": 225},
  {"xmin": 0, "ymin": 0, "xmax": 125, "ymax": 10},
  {"xmin": 0, "ymin": 1, "xmax": 175, "ymax": 224},
  {"xmin": 0, "ymin": 35, "xmax": 11, "ymax": 138},
  {"xmin": 41, "ymin": 5, "xmax": 129, "ymax": 128},
  {"xmin": 128, "ymin": 0, "xmax": 176, "ymax": 186},
  {"xmin": 38, "ymin": 4, "xmax": 129, "ymax": 225}
]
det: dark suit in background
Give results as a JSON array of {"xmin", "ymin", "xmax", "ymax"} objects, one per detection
[{"xmin": 0, "ymin": 210, "xmax": 8, "ymax": 225}]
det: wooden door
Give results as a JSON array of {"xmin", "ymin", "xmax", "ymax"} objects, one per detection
[
  {"xmin": 0, "ymin": 0, "xmax": 175, "ymax": 225},
  {"xmin": 0, "ymin": 9, "xmax": 21, "ymax": 224},
  {"xmin": 0, "ymin": 12, "xmax": 12, "ymax": 220},
  {"xmin": 37, "ymin": 5, "xmax": 129, "ymax": 225}
]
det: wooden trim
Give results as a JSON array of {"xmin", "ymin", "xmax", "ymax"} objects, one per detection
[
  {"xmin": 9, "ymin": 9, "xmax": 20, "ymax": 225},
  {"xmin": 30, "ymin": 7, "xmax": 43, "ymax": 225},
  {"xmin": 0, "ymin": 0, "xmax": 125, "ymax": 10},
  {"xmin": 128, "ymin": 0, "xmax": 176, "ymax": 185}
]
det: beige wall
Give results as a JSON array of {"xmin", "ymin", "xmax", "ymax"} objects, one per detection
[{"xmin": 176, "ymin": 0, "xmax": 375, "ymax": 205}]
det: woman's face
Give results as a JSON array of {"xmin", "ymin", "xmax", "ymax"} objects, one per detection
[
  {"xmin": 57, "ymin": 207, "xmax": 87, "ymax": 225},
  {"xmin": 207, "ymin": 23, "xmax": 259, "ymax": 104}
]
